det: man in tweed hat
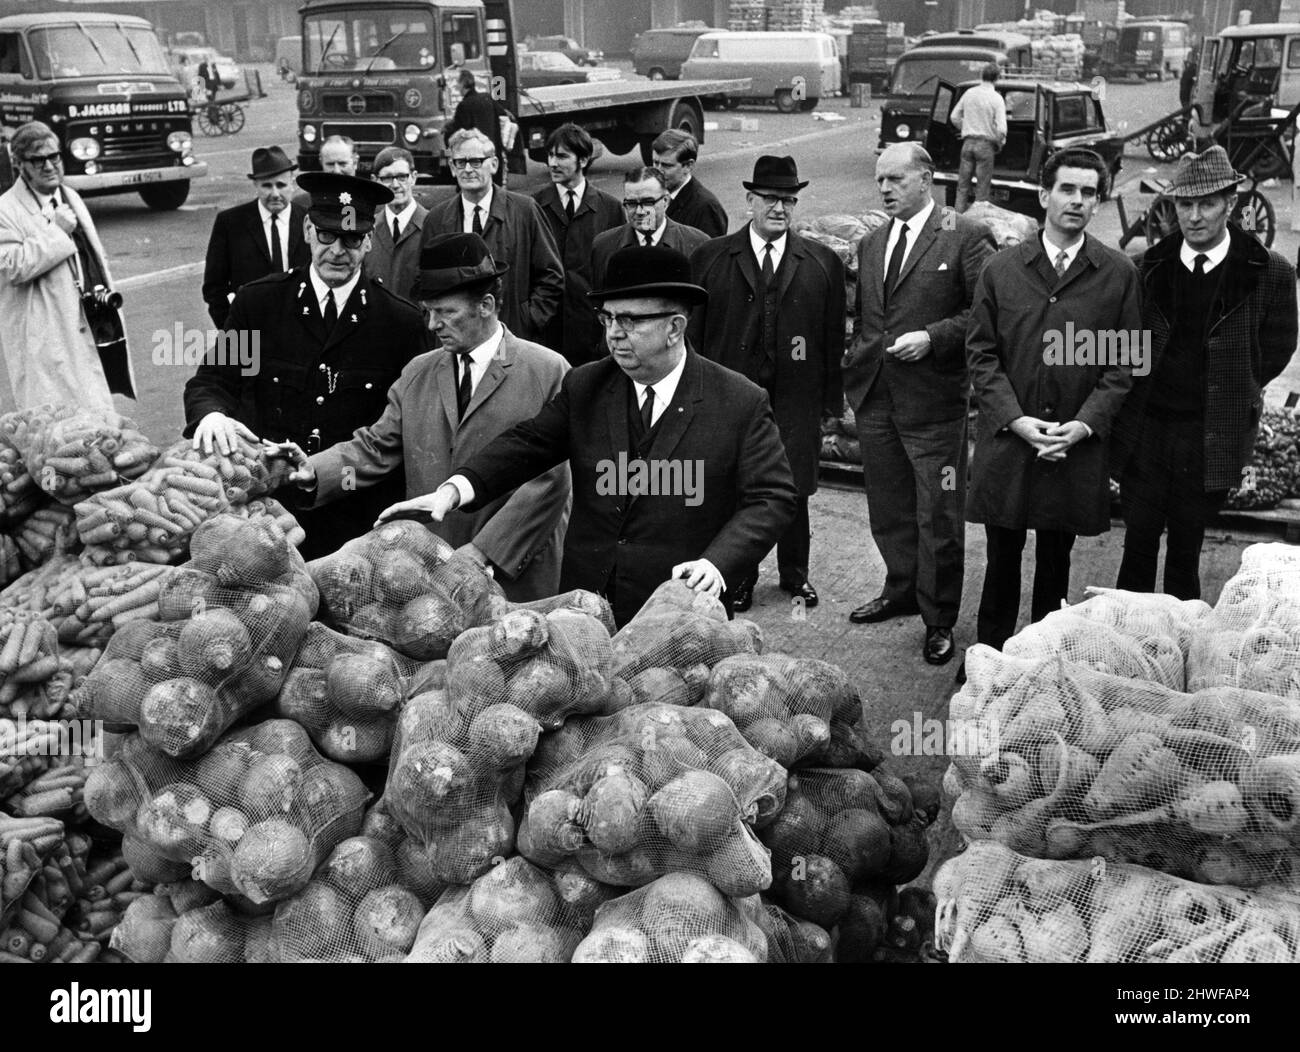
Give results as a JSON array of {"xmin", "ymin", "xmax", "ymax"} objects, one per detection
[{"xmin": 1111, "ymin": 146, "xmax": 1297, "ymax": 599}]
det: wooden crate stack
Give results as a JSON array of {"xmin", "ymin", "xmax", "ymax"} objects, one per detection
[
  {"xmin": 728, "ymin": 0, "xmax": 768, "ymax": 30},
  {"xmin": 767, "ymin": 0, "xmax": 826, "ymax": 30}
]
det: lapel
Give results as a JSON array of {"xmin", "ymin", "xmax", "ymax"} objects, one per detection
[
  {"xmin": 435, "ymin": 350, "xmax": 460, "ymax": 430},
  {"xmin": 728, "ymin": 229, "xmax": 760, "ymax": 294},
  {"xmin": 539, "ymin": 184, "xmax": 567, "ymax": 226},
  {"xmin": 322, "ymin": 276, "xmax": 374, "ymax": 353},
  {"xmin": 604, "ymin": 367, "xmax": 633, "ymax": 463},
  {"xmin": 893, "ymin": 208, "xmax": 941, "ymax": 292},
  {"xmin": 287, "ymin": 203, "xmax": 306, "ymax": 260},
  {"xmin": 484, "ymin": 187, "xmax": 509, "ymax": 236},
  {"xmin": 247, "ymin": 202, "xmax": 272, "ymax": 265},
  {"xmin": 461, "ymin": 327, "xmax": 513, "ymax": 426},
  {"xmin": 294, "ymin": 269, "xmax": 326, "ymax": 344},
  {"xmin": 775, "ymin": 232, "xmax": 806, "ymax": 304},
  {"xmin": 644, "ymin": 348, "xmax": 700, "ymax": 465},
  {"xmin": 390, "ymin": 204, "xmax": 427, "ymax": 248},
  {"xmin": 860, "ymin": 223, "xmax": 890, "ymax": 310}
]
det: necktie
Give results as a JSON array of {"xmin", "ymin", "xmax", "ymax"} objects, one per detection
[
  {"xmin": 322, "ymin": 290, "xmax": 337, "ymax": 330},
  {"xmin": 565, "ymin": 191, "xmax": 576, "ymax": 220},
  {"xmin": 472, "ymin": 206, "xmax": 483, "ymax": 235},
  {"xmin": 1193, "ymin": 253, "xmax": 1207, "ymax": 277},
  {"xmin": 392, "ymin": 216, "xmax": 401, "ymax": 245},
  {"xmin": 456, "ymin": 352, "xmax": 473, "ymax": 419},
  {"xmin": 884, "ymin": 222, "xmax": 907, "ymax": 302},
  {"xmin": 642, "ymin": 232, "xmax": 653, "ymax": 247},
  {"xmin": 640, "ymin": 384, "xmax": 655, "ymax": 433},
  {"xmin": 761, "ymin": 242, "xmax": 775, "ymax": 282},
  {"xmin": 1054, "ymin": 249, "xmax": 1069, "ymax": 278},
  {"xmin": 270, "ymin": 214, "xmax": 283, "ymax": 272}
]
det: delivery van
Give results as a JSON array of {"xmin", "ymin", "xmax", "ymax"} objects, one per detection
[{"xmin": 681, "ymin": 30, "xmax": 840, "ymax": 111}]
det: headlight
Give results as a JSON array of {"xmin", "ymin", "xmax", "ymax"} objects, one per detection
[
  {"xmin": 83, "ymin": 160, "xmax": 99, "ymax": 175},
  {"xmin": 895, "ymin": 122, "xmax": 911, "ymax": 139},
  {"xmin": 302, "ymin": 124, "xmax": 318, "ymax": 143},
  {"xmin": 69, "ymin": 137, "xmax": 99, "ymax": 161},
  {"xmin": 167, "ymin": 130, "xmax": 192, "ymax": 152},
  {"xmin": 403, "ymin": 123, "xmax": 421, "ymax": 144}
]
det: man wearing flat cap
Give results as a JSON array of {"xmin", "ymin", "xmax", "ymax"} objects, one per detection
[
  {"xmin": 689, "ymin": 155, "xmax": 845, "ymax": 614},
  {"xmin": 271, "ymin": 233, "xmax": 572, "ymax": 600},
  {"xmin": 202, "ymin": 146, "xmax": 310, "ymax": 329},
  {"xmin": 379, "ymin": 244, "xmax": 798, "ymax": 628},
  {"xmin": 184, "ymin": 171, "xmax": 425, "ymax": 559},
  {"xmin": 1111, "ymin": 146, "xmax": 1297, "ymax": 600}
]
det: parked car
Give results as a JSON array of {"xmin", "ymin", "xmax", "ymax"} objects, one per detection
[
  {"xmin": 633, "ymin": 25, "xmax": 720, "ymax": 80},
  {"xmin": 525, "ymin": 35, "xmax": 603, "ymax": 67},
  {"xmin": 681, "ymin": 30, "xmax": 840, "ymax": 112},
  {"xmin": 517, "ymin": 50, "xmax": 621, "ymax": 89},
  {"xmin": 168, "ymin": 45, "xmax": 239, "ymax": 90},
  {"xmin": 924, "ymin": 77, "xmax": 1124, "ymax": 218}
]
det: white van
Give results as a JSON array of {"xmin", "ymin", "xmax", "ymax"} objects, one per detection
[{"xmin": 681, "ymin": 31, "xmax": 841, "ymax": 112}]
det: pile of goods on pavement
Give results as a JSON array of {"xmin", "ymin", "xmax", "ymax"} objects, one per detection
[
  {"xmin": 937, "ymin": 544, "xmax": 1300, "ymax": 961},
  {"xmin": 1030, "ymin": 34, "xmax": 1085, "ymax": 78}
]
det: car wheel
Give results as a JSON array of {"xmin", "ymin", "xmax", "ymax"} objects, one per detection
[
  {"xmin": 139, "ymin": 181, "xmax": 191, "ymax": 210},
  {"xmin": 775, "ymin": 89, "xmax": 798, "ymax": 113}
]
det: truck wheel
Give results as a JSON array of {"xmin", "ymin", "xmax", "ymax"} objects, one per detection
[
  {"xmin": 648, "ymin": 68, "xmax": 665, "ymax": 80},
  {"xmin": 139, "ymin": 181, "xmax": 190, "ymax": 210},
  {"xmin": 775, "ymin": 90, "xmax": 798, "ymax": 113}
]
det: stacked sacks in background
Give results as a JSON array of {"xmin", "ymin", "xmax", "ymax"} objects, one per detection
[
  {"xmin": 71, "ymin": 514, "xmax": 316, "ymax": 757},
  {"xmin": 934, "ymin": 840, "xmax": 1300, "ymax": 963},
  {"xmin": 83, "ymin": 719, "xmax": 368, "ymax": 907}
]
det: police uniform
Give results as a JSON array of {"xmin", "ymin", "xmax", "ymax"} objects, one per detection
[{"xmin": 183, "ymin": 174, "xmax": 427, "ymax": 559}]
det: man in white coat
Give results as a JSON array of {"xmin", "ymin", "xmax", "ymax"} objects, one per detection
[{"xmin": 0, "ymin": 121, "xmax": 134, "ymax": 411}]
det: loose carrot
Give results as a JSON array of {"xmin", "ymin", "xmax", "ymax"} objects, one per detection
[
  {"xmin": 104, "ymin": 868, "xmax": 134, "ymax": 896},
  {"xmin": 43, "ymin": 457, "xmax": 88, "ymax": 474},
  {"xmin": 18, "ymin": 906, "xmax": 58, "ymax": 944},
  {"xmin": 78, "ymin": 521, "xmax": 121, "ymax": 546},
  {"xmin": 0, "ymin": 950, "xmax": 32, "ymax": 963},
  {"xmin": 0, "ymin": 620, "xmax": 27, "ymax": 673},
  {"xmin": 3, "ymin": 927, "xmax": 31, "ymax": 956},
  {"xmin": 15, "ymin": 788, "xmax": 75, "ymax": 817},
  {"xmin": 71, "ymin": 939, "xmax": 102, "ymax": 962},
  {"xmin": 16, "ymin": 619, "xmax": 46, "ymax": 666}
]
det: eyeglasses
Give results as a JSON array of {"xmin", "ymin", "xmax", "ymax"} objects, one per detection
[
  {"xmin": 314, "ymin": 228, "xmax": 367, "ymax": 249},
  {"xmin": 595, "ymin": 309, "xmax": 680, "ymax": 330},
  {"xmin": 622, "ymin": 196, "xmax": 666, "ymax": 210},
  {"xmin": 376, "ymin": 171, "xmax": 412, "ymax": 183},
  {"xmin": 23, "ymin": 152, "xmax": 63, "ymax": 169},
  {"xmin": 450, "ymin": 156, "xmax": 493, "ymax": 170},
  {"xmin": 754, "ymin": 192, "xmax": 798, "ymax": 208}
]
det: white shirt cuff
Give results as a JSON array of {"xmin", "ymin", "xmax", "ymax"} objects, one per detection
[{"xmin": 447, "ymin": 475, "xmax": 475, "ymax": 508}]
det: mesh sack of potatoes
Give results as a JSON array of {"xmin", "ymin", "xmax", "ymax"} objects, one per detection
[
  {"xmin": 610, "ymin": 580, "xmax": 764, "ymax": 689},
  {"xmin": 506, "ymin": 588, "xmax": 616, "ymax": 635},
  {"xmin": 308, "ymin": 519, "xmax": 506, "ymax": 660},
  {"xmin": 571, "ymin": 872, "xmax": 769, "ymax": 962},
  {"xmin": 272, "ymin": 623, "xmax": 426, "ymax": 765},
  {"xmin": 754, "ymin": 899, "xmax": 833, "ymax": 962},
  {"xmin": 1239, "ymin": 541, "xmax": 1300, "ymax": 575},
  {"xmin": 382, "ymin": 683, "xmax": 531, "ymax": 886},
  {"xmin": 1068, "ymin": 587, "xmax": 1215, "ymax": 663},
  {"xmin": 934, "ymin": 840, "xmax": 1300, "ymax": 963},
  {"xmin": 701, "ymin": 652, "xmax": 883, "ymax": 770},
  {"xmin": 71, "ymin": 516, "xmax": 317, "ymax": 757},
  {"xmin": 518, "ymin": 702, "xmax": 784, "ymax": 896},
  {"xmin": 403, "ymin": 855, "xmax": 601, "ymax": 963},
  {"xmin": 759, "ymin": 767, "xmax": 927, "ymax": 932},
  {"xmin": 949, "ymin": 644, "xmax": 1300, "ymax": 887},
  {"xmin": 83, "ymin": 719, "xmax": 369, "ymax": 906},
  {"xmin": 112, "ymin": 878, "xmax": 265, "ymax": 963}
]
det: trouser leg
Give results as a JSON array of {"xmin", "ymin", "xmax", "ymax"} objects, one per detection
[
  {"xmin": 855, "ymin": 390, "xmax": 919, "ymax": 604},
  {"xmin": 1030, "ymin": 529, "xmax": 1076, "ymax": 624},
  {"xmin": 977, "ymin": 524, "xmax": 1026, "ymax": 649}
]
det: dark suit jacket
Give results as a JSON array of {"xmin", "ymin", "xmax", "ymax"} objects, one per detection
[
  {"xmin": 844, "ymin": 205, "xmax": 995, "ymax": 421},
  {"xmin": 667, "ymin": 176, "xmax": 728, "ymax": 239},
  {"xmin": 422, "ymin": 189, "xmax": 564, "ymax": 343},
  {"xmin": 532, "ymin": 182, "xmax": 624, "ymax": 364},
  {"xmin": 363, "ymin": 202, "xmax": 429, "ymax": 301},
  {"xmin": 445, "ymin": 89, "xmax": 511, "ymax": 159},
  {"xmin": 202, "ymin": 200, "xmax": 309, "ymax": 328},
  {"xmin": 591, "ymin": 219, "xmax": 710, "ymax": 291},
  {"xmin": 458, "ymin": 350, "xmax": 798, "ymax": 627},
  {"xmin": 689, "ymin": 227, "xmax": 846, "ymax": 494}
]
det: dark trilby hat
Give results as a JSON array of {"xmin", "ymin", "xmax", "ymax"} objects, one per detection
[
  {"xmin": 297, "ymin": 171, "xmax": 393, "ymax": 234},
  {"xmin": 247, "ymin": 145, "xmax": 296, "ymax": 180},
  {"xmin": 587, "ymin": 244, "xmax": 708, "ymax": 306},
  {"xmin": 411, "ymin": 232, "xmax": 510, "ymax": 299},
  {"xmin": 1168, "ymin": 145, "xmax": 1245, "ymax": 198},
  {"xmin": 742, "ymin": 154, "xmax": 809, "ymax": 192}
]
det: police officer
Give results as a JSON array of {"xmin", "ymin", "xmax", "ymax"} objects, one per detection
[{"xmin": 183, "ymin": 171, "xmax": 426, "ymax": 559}]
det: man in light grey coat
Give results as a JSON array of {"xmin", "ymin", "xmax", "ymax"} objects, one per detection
[
  {"xmin": 279, "ymin": 233, "xmax": 571, "ymax": 601},
  {"xmin": 0, "ymin": 121, "xmax": 134, "ymax": 410}
]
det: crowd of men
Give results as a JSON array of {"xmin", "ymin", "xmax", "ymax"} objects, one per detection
[{"xmin": 0, "ymin": 115, "xmax": 1295, "ymax": 671}]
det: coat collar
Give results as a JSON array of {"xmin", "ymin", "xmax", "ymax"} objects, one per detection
[
  {"xmin": 1142, "ymin": 223, "xmax": 1267, "ymax": 326},
  {"xmin": 725, "ymin": 226, "xmax": 808, "ymax": 295},
  {"xmin": 436, "ymin": 323, "xmax": 518, "ymax": 429},
  {"xmin": 1014, "ymin": 231, "xmax": 1109, "ymax": 289},
  {"xmin": 294, "ymin": 265, "xmax": 377, "ymax": 350}
]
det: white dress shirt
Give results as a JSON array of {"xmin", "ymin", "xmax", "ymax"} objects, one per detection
[
  {"xmin": 386, "ymin": 198, "xmax": 418, "ymax": 239},
  {"xmin": 634, "ymin": 218, "xmax": 668, "ymax": 246},
  {"xmin": 883, "ymin": 197, "xmax": 935, "ymax": 272},
  {"xmin": 632, "ymin": 348, "xmax": 687, "ymax": 429},
  {"xmin": 560, "ymin": 179, "xmax": 586, "ymax": 214},
  {"xmin": 308, "ymin": 266, "xmax": 360, "ymax": 318},
  {"xmin": 1179, "ymin": 232, "xmax": 1229, "ymax": 272},
  {"xmin": 749, "ymin": 225, "xmax": 787, "ymax": 271},
  {"xmin": 259, "ymin": 201, "xmax": 290, "ymax": 271},
  {"xmin": 453, "ymin": 321, "xmax": 504, "ymax": 400},
  {"xmin": 461, "ymin": 185, "xmax": 494, "ymax": 234},
  {"xmin": 1042, "ymin": 231, "xmax": 1084, "ymax": 274}
]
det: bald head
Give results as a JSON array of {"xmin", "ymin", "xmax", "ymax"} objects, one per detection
[{"xmin": 876, "ymin": 142, "xmax": 935, "ymax": 220}]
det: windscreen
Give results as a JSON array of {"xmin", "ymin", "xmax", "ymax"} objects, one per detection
[
  {"xmin": 29, "ymin": 23, "xmax": 171, "ymax": 79},
  {"xmin": 891, "ymin": 55, "xmax": 992, "ymax": 94},
  {"xmin": 303, "ymin": 5, "xmax": 440, "ymax": 72}
]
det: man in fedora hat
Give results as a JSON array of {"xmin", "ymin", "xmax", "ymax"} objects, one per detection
[
  {"xmin": 184, "ymin": 171, "xmax": 425, "ymax": 559},
  {"xmin": 269, "ymin": 233, "xmax": 571, "ymax": 600},
  {"xmin": 203, "ymin": 146, "xmax": 310, "ymax": 329},
  {"xmin": 378, "ymin": 244, "xmax": 798, "ymax": 627},
  {"xmin": 1111, "ymin": 145, "xmax": 1297, "ymax": 600},
  {"xmin": 688, "ymin": 154, "xmax": 845, "ymax": 613}
]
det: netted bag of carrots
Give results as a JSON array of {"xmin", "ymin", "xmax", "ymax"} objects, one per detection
[
  {"xmin": 1, "ymin": 404, "xmax": 158, "ymax": 506},
  {"xmin": 0, "ymin": 611, "xmax": 61, "ymax": 713},
  {"xmin": 610, "ymin": 579, "xmax": 764, "ymax": 687},
  {"xmin": 571, "ymin": 872, "xmax": 769, "ymax": 962},
  {"xmin": 0, "ymin": 417, "xmax": 42, "ymax": 528},
  {"xmin": 754, "ymin": 899, "xmax": 833, "ymax": 962},
  {"xmin": 518, "ymin": 702, "xmax": 784, "ymax": 896},
  {"xmin": 0, "ymin": 825, "xmax": 107, "ymax": 964},
  {"xmin": 701, "ymin": 653, "xmax": 883, "ymax": 771},
  {"xmin": 44, "ymin": 561, "xmax": 174, "ymax": 647},
  {"xmin": 0, "ymin": 644, "xmax": 99, "ymax": 722},
  {"xmin": 934, "ymin": 839, "xmax": 1300, "ymax": 962},
  {"xmin": 10, "ymin": 501, "xmax": 78, "ymax": 568},
  {"xmin": 949, "ymin": 645, "xmax": 1300, "ymax": 887},
  {"xmin": 401, "ymin": 856, "xmax": 596, "ymax": 963},
  {"xmin": 758, "ymin": 767, "xmax": 927, "ymax": 934},
  {"xmin": 84, "ymin": 719, "xmax": 369, "ymax": 907}
]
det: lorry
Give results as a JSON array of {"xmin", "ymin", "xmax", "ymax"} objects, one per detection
[
  {"xmin": 294, "ymin": 0, "xmax": 751, "ymax": 181},
  {"xmin": 0, "ymin": 11, "xmax": 207, "ymax": 209}
]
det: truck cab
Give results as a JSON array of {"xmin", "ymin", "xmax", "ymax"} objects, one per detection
[
  {"xmin": 1100, "ymin": 19, "xmax": 1189, "ymax": 81},
  {"xmin": 1194, "ymin": 23, "xmax": 1300, "ymax": 126},
  {"xmin": 0, "ymin": 12, "xmax": 205, "ymax": 209}
]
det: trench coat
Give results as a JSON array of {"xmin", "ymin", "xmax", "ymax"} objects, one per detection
[
  {"xmin": 966, "ymin": 234, "xmax": 1139, "ymax": 535},
  {"xmin": 308, "ymin": 327, "xmax": 572, "ymax": 601},
  {"xmin": 0, "ymin": 178, "xmax": 135, "ymax": 411}
]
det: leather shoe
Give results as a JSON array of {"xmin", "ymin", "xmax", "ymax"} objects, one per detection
[
  {"xmin": 729, "ymin": 578, "xmax": 755, "ymax": 613},
  {"xmin": 849, "ymin": 596, "xmax": 920, "ymax": 624},
  {"xmin": 924, "ymin": 626, "xmax": 955, "ymax": 666},
  {"xmin": 780, "ymin": 580, "xmax": 818, "ymax": 608}
]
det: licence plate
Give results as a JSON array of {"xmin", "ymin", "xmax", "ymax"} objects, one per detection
[
  {"xmin": 992, "ymin": 187, "xmax": 1010, "ymax": 202},
  {"xmin": 120, "ymin": 170, "xmax": 164, "ymax": 185}
]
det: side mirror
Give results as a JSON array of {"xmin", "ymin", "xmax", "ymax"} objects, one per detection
[{"xmin": 449, "ymin": 43, "xmax": 466, "ymax": 66}]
